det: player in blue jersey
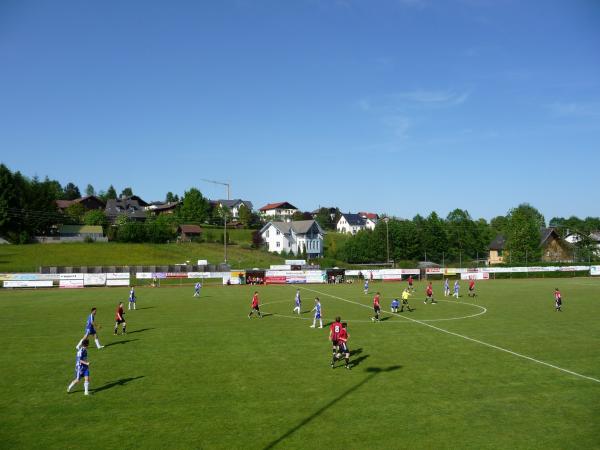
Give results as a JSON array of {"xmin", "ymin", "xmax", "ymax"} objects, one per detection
[
  {"xmin": 67, "ymin": 339, "xmax": 91, "ymax": 395},
  {"xmin": 293, "ymin": 289, "xmax": 301, "ymax": 315},
  {"xmin": 444, "ymin": 278, "xmax": 450, "ymax": 297},
  {"xmin": 310, "ymin": 298, "xmax": 323, "ymax": 328},
  {"xmin": 453, "ymin": 280, "xmax": 460, "ymax": 298},
  {"xmin": 194, "ymin": 281, "xmax": 202, "ymax": 297},
  {"xmin": 128, "ymin": 287, "xmax": 137, "ymax": 310},
  {"xmin": 391, "ymin": 298, "xmax": 400, "ymax": 313},
  {"xmin": 363, "ymin": 279, "xmax": 369, "ymax": 295},
  {"xmin": 76, "ymin": 307, "xmax": 104, "ymax": 350}
]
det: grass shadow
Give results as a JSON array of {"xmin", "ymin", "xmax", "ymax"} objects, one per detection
[
  {"xmin": 104, "ymin": 338, "xmax": 139, "ymax": 347},
  {"xmin": 91, "ymin": 376, "xmax": 145, "ymax": 393},
  {"xmin": 350, "ymin": 354, "xmax": 370, "ymax": 368},
  {"xmin": 127, "ymin": 327, "xmax": 155, "ymax": 335},
  {"xmin": 136, "ymin": 306, "xmax": 155, "ymax": 310}
]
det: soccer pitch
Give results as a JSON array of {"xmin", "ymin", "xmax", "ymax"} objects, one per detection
[{"xmin": 1, "ymin": 278, "xmax": 599, "ymax": 449}]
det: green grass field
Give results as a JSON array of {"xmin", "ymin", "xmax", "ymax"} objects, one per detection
[{"xmin": 1, "ymin": 278, "xmax": 599, "ymax": 449}]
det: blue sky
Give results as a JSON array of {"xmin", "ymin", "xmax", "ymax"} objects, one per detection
[{"xmin": 1, "ymin": 0, "xmax": 598, "ymax": 221}]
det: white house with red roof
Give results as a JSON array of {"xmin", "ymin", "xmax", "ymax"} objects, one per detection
[{"xmin": 258, "ymin": 201, "xmax": 298, "ymax": 220}]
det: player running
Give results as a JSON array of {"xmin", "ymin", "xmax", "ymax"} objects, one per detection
[
  {"xmin": 468, "ymin": 280, "xmax": 476, "ymax": 298},
  {"xmin": 363, "ymin": 279, "xmax": 369, "ymax": 294},
  {"xmin": 371, "ymin": 292, "xmax": 381, "ymax": 322},
  {"xmin": 76, "ymin": 307, "xmax": 104, "ymax": 350},
  {"xmin": 424, "ymin": 282, "xmax": 436, "ymax": 304},
  {"xmin": 401, "ymin": 288, "xmax": 413, "ymax": 312},
  {"xmin": 333, "ymin": 322, "xmax": 351, "ymax": 369},
  {"xmin": 67, "ymin": 339, "xmax": 91, "ymax": 395},
  {"xmin": 128, "ymin": 286, "xmax": 137, "ymax": 310},
  {"xmin": 293, "ymin": 289, "xmax": 301, "ymax": 315},
  {"xmin": 444, "ymin": 278, "xmax": 450, "ymax": 296},
  {"xmin": 453, "ymin": 280, "xmax": 460, "ymax": 298},
  {"xmin": 114, "ymin": 302, "xmax": 126, "ymax": 335},
  {"xmin": 408, "ymin": 275, "xmax": 414, "ymax": 292},
  {"xmin": 329, "ymin": 316, "xmax": 343, "ymax": 368},
  {"xmin": 310, "ymin": 298, "xmax": 323, "ymax": 328},
  {"xmin": 193, "ymin": 281, "xmax": 202, "ymax": 297},
  {"xmin": 554, "ymin": 288, "xmax": 562, "ymax": 312},
  {"xmin": 248, "ymin": 291, "xmax": 262, "ymax": 318}
]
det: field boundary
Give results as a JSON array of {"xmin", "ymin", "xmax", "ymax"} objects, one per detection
[{"xmin": 300, "ymin": 286, "xmax": 600, "ymax": 384}]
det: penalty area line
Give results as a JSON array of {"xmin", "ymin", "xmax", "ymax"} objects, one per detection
[{"xmin": 300, "ymin": 286, "xmax": 600, "ymax": 384}]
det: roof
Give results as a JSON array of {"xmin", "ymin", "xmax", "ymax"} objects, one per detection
[
  {"xmin": 259, "ymin": 201, "xmax": 297, "ymax": 211},
  {"xmin": 489, "ymin": 235, "xmax": 506, "ymax": 250},
  {"xmin": 217, "ymin": 199, "xmax": 253, "ymax": 210},
  {"xmin": 105, "ymin": 198, "xmax": 147, "ymax": 219},
  {"xmin": 147, "ymin": 201, "xmax": 181, "ymax": 211},
  {"xmin": 339, "ymin": 213, "xmax": 366, "ymax": 227},
  {"xmin": 359, "ymin": 212, "xmax": 378, "ymax": 220},
  {"xmin": 179, "ymin": 225, "xmax": 202, "ymax": 234},
  {"xmin": 260, "ymin": 220, "xmax": 324, "ymax": 236},
  {"xmin": 540, "ymin": 227, "xmax": 562, "ymax": 246},
  {"xmin": 56, "ymin": 199, "xmax": 75, "ymax": 209},
  {"xmin": 59, "ymin": 225, "xmax": 104, "ymax": 235}
]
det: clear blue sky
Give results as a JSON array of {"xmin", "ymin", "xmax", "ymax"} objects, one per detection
[{"xmin": 1, "ymin": 0, "xmax": 598, "ymax": 221}]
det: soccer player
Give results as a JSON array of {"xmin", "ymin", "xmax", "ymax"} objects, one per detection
[
  {"xmin": 453, "ymin": 280, "xmax": 460, "ymax": 298},
  {"xmin": 391, "ymin": 298, "xmax": 400, "ymax": 313},
  {"xmin": 363, "ymin": 279, "xmax": 369, "ymax": 294},
  {"xmin": 310, "ymin": 298, "xmax": 323, "ymax": 328},
  {"xmin": 248, "ymin": 291, "xmax": 262, "ymax": 318},
  {"xmin": 128, "ymin": 286, "xmax": 137, "ymax": 310},
  {"xmin": 114, "ymin": 302, "xmax": 126, "ymax": 335},
  {"xmin": 468, "ymin": 279, "xmax": 476, "ymax": 298},
  {"xmin": 371, "ymin": 292, "xmax": 381, "ymax": 322},
  {"xmin": 401, "ymin": 288, "xmax": 413, "ymax": 312},
  {"xmin": 76, "ymin": 307, "xmax": 104, "ymax": 350},
  {"xmin": 424, "ymin": 282, "xmax": 436, "ymax": 304},
  {"xmin": 293, "ymin": 289, "xmax": 301, "ymax": 315},
  {"xmin": 193, "ymin": 281, "xmax": 202, "ymax": 297},
  {"xmin": 554, "ymin": 288, "xmax": 562, "ymax": 312},
  {"xmin": 333, "ymin": 322, "xmax": 351, "ymax": 369},
  {"xmin": 329, "ymin": 316, "xmax": 343, "ymax": 367},
  {"xmin": 444, "ymin": 278, "xmax": 450, "ymax": 296},
  {"xmin": 67, "ymin": 339, "xmax": 91, "ymax": 395},
  {"xmin": 408, "ymin": 275, "xmax": 414, "ymax": 292}
]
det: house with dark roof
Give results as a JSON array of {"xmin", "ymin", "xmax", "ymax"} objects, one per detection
[
  {"xmin": 336, "ymin": 213, "xmax": 368, "ymax": 234},
  {"xmin": 260, "ymin": 220, "xmax": 324, "ymax": 258},
  {"xmin": 105, "ymin": 196, "xmax": 148, "ymax": 222},
  {"xmin": 214, "ymin": 199, "xmax": 253, "ymax": 219},
  {"xmin": 178, "ymin": 224, "xmax": 203, "ymax": 242},
  {"xmin": 56, "ymin": 196, "xmax": 106, "ymax": 213},
  {"xmin": 487, "ymin": 228, "xmax": 572, "ymax": 265},
  {"xmin": 488, "ymin": 235, "xmax": 507, "ymax": 265},
  {"xmin": 146, "ymin": 201, "xmax": 181, "ymax": 216},
  {"xmin": 258, "ymin": 202, "xmax": 298, "ymax": 220},
  {"xmin": 565, "ymin": 231, "xmax": 600, "ymax": 257}
]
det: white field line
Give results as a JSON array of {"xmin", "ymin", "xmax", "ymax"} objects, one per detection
[{"xmin": 300, "ymin": 286, "xmax": 600, "ymax": 384}]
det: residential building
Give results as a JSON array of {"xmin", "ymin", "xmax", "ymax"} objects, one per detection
[
  {"xmin": 365, "ymin": 217, "xmax": 378, "ymax": 230},
  {"xmin": 260, "ymin": 220, "xmax": 324, "ymax": 258},
  {"xmin": 359, "ymin": 212, "xmax": 379, "ymax": 220},
  {"xmin": 488, "ymin": 235, "xmax": 506, "ymax": 265},
  {"xmin": 178, "ymin": 224, "xmax": 202, "ymax": 242},
  {"xmin": 56, "ymin": 196, "xmax": 106, "ymax": 213},
  {"xmin": 105, "ymin": 196, "xmax": 148, "ymax": 222},
  {"xmin": 259, "ymin": 202, "xmax": 298, "ymax": 220},
  {"xmin": 215, "ymin": 199, "xmax": 253, "ymax": 219},
  {"xmin": 146, "ymin": 201, "xmax": 181, "ymax": 215},
  {"xmin": 58, "ymin": 225, "xmax": 106, "ymax": 242},
  {"xmin": 487, "ymin": 228, "xmax": 572, "ymax": 264},
  {"xmin": 336, "ymin": 213, "xmax": 367, "ymax": 234}
]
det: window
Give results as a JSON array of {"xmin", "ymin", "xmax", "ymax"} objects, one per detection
[
  {"xmin": 266, "ymin": 230, "xmax": 269, "ymax": 238},
  {"xmin": 276, "ymin": 242, "xmax": 280, "ymax": 248},
  {"xmin": 276, "ymin": 230, "xmax": 280, "ymax": 235}
]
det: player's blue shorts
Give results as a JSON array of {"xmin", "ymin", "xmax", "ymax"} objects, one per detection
[
  {"xmin": 129, "ymin": 298, "xmax": 136, "ymax": 302},
  {"xmin": 84, "ymin": 326, "xmax": 96, "ymax": 335},
  {"xmin": 76, "ymin": 367, "xmax": 89, "ymax": 380},
  {"xmin": 315, "ymin": 313, "xmax": 321, "ymax": 319}
]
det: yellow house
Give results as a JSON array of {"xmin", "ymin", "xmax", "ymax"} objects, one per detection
[{"xmin": 488, "ymin": 235, "xmax": 506, "ymax": 265}]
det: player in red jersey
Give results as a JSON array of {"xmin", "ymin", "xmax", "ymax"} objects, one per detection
[
  {"xmin": 468, "ymin": 279, "xmax": 476, "ymax": 297},
  {"xmin": 554, "ymin": 288, "xmax": 562, "ymax": 312},
  {"xmin": 333, "ymin": 322, "xmax": 351, "ymax": 369},
  {"xmin": 424, "ymin": 282, "xmax": 436, "ymax": 304},
  {"xmin": 248, "ymin": 291, "xmax": 262, "ymax": 318},
  {"xmin": 114, "ymin": 302, "xmax": 126, "ymax": 335},
  {"xmin": 371, "ymin": 292, "xmax": 381, "ymax": 322},
  {"xmin": 408, "ymin": 275, "xmax": 415, "ymax": 292},
  {"xmin": 329, "ymin": 316, "xmax": 343, "ymax": 368}
]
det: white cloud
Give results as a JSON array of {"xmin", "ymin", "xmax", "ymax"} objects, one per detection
[{"xmin": 547, "ymin": 102, "xmax": 599, "ymax": 118}]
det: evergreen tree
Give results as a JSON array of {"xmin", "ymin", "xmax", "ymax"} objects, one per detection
[
  {"xmin": 62, "ymin": 182, "xmax": 81, "ymax": 200},
  {"xmin": 85, "ymin": 184, "xmax": 95, "ymax": 196}
]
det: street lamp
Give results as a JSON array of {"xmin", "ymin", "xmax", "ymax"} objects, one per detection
[
  {"xmin": 383, "ymin": 217, "xmax": 390, "ymax": 264},
  {"xmin": 200, "ymin": 178, "xmax": 230, "ymax": 264}
]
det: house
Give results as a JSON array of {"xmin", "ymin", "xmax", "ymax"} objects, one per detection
[
  {"xmin": 359, "ymin": 212, "xmax": 379, "ymax": 220},
  {"xmin": 59, "ymin": 225, "xmax": 106, "ymax": 242},
  {"xmin": 259, "ymin": 202, "xmax": 298, "ymax": 220},
  {"xmin": 336, "ymin": 213, "xmax": 367, "ymax": 234},
  {"xmin": 260, "ymin": 220, "xmax": 325, "ymax": 258},
  {"xmin": 311, "ymin": 207, "xmax": 338, "ymax": 221},
  {"xmin": 565, "ymin": 231, "xmax": 600, "ymax": 257},
  {"xmin": 178, "ymin": 224, "xmax": 203, "ymax": 242},
  {"xmin": 365, "ymin": 217, "xmax": 378, "ymax": 230},
  {"xmin": 146, "ymin": 201, "xmax": 181, "ymax": 215},
  {"xmin": 105, "ymin": 196, "xmax": 148, "ymax": 222},
  {"xmin": 488, "ymin": 235, "xmax": 507, "ymax": 265},
  {"xmin": 215, "ymin": 199, "xmax": 253, "ymax": 219},
  {"xmin": 487, "ymin": 228, "xmax": 572, "ymax": 264},
  {"xmin": 56, "ymin": 196, "xmax": 106, "ymax": 213}
]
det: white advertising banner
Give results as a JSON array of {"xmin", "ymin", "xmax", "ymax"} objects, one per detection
[
  {"xmin": 106, "ymin": 273, "xmax": 130, "ymax": 279},
  {"xmin": 270, "ymin": 265, "xmax": 291, "ymax": 271},
  {"xmin": 4, "ymin": 280, "xmax": 53, "ymax": 288},
  {"xmin": 106, "ymin": 279, "xmax": 130, "ymax": 286},
  {"xmin": 0, "ymin": 273, "xmax": 59, "ymax": 281},
  {"xmin": 60, "ymin": 279, "xmax": 84, "ymax": 288},
  {"xmin": 306, "ymin": 270, "xmax": 326, "ymax": 283},
  {"xmin": 461, "ymin": 272, "xmax": 490, "ymax": 280},
  {"xmin": 83, "ymin": 273, "xmax": 107, "ymax": 286},
  {"xmin": 590, "ymin": 266, "xmax": 600, "ymax": 276},
  {"xmin": 285, "ymin": 260, "xmax": 306, "ymax": 265},
  {"xmin": 136, "ymin": 272, "xmax": 153, "ymax": 279},
  {"xmin": 59, "ymin": 273, "xmax": 84, "ymax": 280},
  {"xmin": 197, "ymin": 260, "xmax": 208, "ymax": 266}
]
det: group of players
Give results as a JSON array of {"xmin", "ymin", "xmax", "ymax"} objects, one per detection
[{"xmin": 67, "ymin": 287, "xmax": 137, "ymax": 395}]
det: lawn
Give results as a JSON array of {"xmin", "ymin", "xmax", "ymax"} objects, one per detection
[
  {"xmin": 0, "ymin": 242, "xmax": 285, "ymax": 272},
  {"xmin": 0, "ymin": 278, "xmax": 598, "ymax": 449}
]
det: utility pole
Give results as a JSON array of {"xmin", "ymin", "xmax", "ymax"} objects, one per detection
[
  {"xmin": 200, "ymin": 178, "xmax": 230, "ymax": 264},
  {"xmin": 383, "ymin": 217, "xmax": 390, "ymax": 265}
]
